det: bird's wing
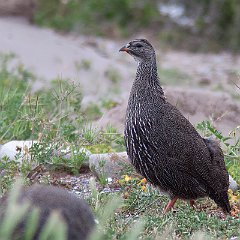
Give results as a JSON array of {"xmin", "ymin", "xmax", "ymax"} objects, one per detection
[
  {"xmin": 146, "ymin": 102, "xmax": 228, "ymax": 193},
  {"xmin": 202, "ymin": 138, "xmax": 229, "ymax": 189}
]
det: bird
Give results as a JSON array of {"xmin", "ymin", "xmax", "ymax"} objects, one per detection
[
  {"xmin": 0, "ymin": 185, "xmax": 95, "ymax": 240},
  {"xmin": 119, "ymin": 39, "xmax": 231, "ymax": 213}
]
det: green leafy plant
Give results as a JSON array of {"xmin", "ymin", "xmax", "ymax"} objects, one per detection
[
  {"xmin": 34, "ymin": 0, "xmax": 159, "ymax": 34},
  {"xmin": 0, "ymin": 157, "xmax": 19, "ymax": 193},
  {"xmin": 0, "ymin": 54, "xmax": 35, "ymax": 141},
  {"xmin": 75, "ymin": 59, "xmax": 92, "ymax": 71}
]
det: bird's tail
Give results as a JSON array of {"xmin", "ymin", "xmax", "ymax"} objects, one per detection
[{"xmin": 210, "ymin": 191, "xmax": 231, "ymax": 213}]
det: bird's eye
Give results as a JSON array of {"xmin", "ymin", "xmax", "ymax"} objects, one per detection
[{"xmin": 135, "ymin": 43, "xmax": 143, "ymax": 48}]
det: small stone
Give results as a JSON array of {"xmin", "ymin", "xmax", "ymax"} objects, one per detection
[
  {"xmin": 89, "ymin": 152, "xmax": 131, "ymax": 179},
  {"xmin": 107, "ymin": 177, "xmax": 113, "ymax": 183},
  {"xmin": 199, "ymin": 77, "xmax": 211, "ymax": 85}
]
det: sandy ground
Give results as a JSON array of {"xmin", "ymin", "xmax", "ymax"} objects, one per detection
[
  {"xmin": 0, "ymin": 16, "xmax": 239, "ymax": 136},
  {"xmin": 0, "ymin": 16, "xmax": 133, "ymax": 97}
]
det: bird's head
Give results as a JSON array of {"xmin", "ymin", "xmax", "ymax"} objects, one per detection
[{"xmin": 119, "ymin": 39, "xmax": 155, "ymax": 63}]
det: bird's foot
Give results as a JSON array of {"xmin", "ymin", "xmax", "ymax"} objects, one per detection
[{"xmin": 163, "ymin": 196, "xmax": 178, "ymax": 214}]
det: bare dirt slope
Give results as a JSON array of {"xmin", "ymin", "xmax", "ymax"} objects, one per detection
[{"xmin": 0, "ymin": 16, "xmax": 239, "ymax": 135}]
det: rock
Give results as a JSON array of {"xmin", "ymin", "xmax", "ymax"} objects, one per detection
[
  {"xmin": 229, "ymin": 174, "xmax": 239, "ymax": 192},
  {"xmin": 89, "ymin": 152, "xmax": 131, "ymax": 179},
  {"xmin": 0, "ymin": 0, "xmax": 36, "ymax": 18},
  {"xmin": 0, "ymin": 140, "xmax": 37, "ymax": 163},
  {"xmin": 198, "ymin": 77, "xmax": 211, "ymax": 86}
]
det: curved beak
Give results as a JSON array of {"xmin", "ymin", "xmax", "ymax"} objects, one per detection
[{"xmin": 119, "ymin": 46, "xmax": 129, "ymax": 52}]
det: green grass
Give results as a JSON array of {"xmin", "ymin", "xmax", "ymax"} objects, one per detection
[
  {"xmin": 74, "ymin": 59, "xmax": 92, "ymax": 71},
  {"xmin": 34, "ymin": 0, "xmax": 158, "ymax": 35},
  {"xmin": 1, "ymin": 178, "xmax": 240, "ymax": 240},
  {"xmin": 87, "ymin": 176, "xmax": 240, "ymax": 239},
  {"xmin": 0, "ymin": 54, "xmax": 239, "ymax": 239},
  {"xmin": 82, "ymin": 97, "xmax": 120, "ymax": 121}
]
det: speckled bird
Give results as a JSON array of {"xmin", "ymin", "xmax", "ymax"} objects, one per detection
[{"xmin": 119, "ymin": 39, "xmax": 231, "ymax": 213}]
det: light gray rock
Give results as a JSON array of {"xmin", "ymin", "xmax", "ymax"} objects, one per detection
[
  {"xmin": 0, "ymin": 140, "xmax": 37, "ymax": 163},
  {"xmin": 0, "ymin": 0, "xmax": 35, "ymax": 18},
  {"xmin": 89, "ymin": 152, "xmax": 131, "ymax": 179},
  {"xmin": 229, "ymin": 174, "xmax": 239, "ymax": 192}
]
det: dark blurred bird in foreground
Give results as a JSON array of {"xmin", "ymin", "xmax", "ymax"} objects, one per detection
[
  {"xmin": 0, "ymin": 185, "xmax": 95, "ymax": 239},
  {"xmin": 119, "ymin": 39, "xmax": 231, "ymax": 213}
]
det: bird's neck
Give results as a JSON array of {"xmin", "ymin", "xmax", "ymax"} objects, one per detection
[{"xmin": 133, "ymin": 57, "xmax": 164, "ymax": 96}]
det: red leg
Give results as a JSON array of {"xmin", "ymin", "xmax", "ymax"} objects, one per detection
[
  {"xmin": 163, "ymin": 196, "xmax": 178, "ymax": 214},
  {"xmin": 189, "ymin": 199, "xmax": 195, "ymax": 208}
]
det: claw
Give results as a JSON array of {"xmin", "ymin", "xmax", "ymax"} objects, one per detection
[
  {"xmin": 189, "ymin": 199, "xmax": 195, "ymax": 208},
  {"xmin": 163, "ymin": 196, "xmax": 178, "ymax": 214}
]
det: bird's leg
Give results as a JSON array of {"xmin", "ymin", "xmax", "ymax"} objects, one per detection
[
  {"xmin": 189, "ymin": 199, "xmax": 195, "ymax": 208},
  {"xmin": 163, "ymin": 196, "xmax": 178, "ymax": 214}
]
